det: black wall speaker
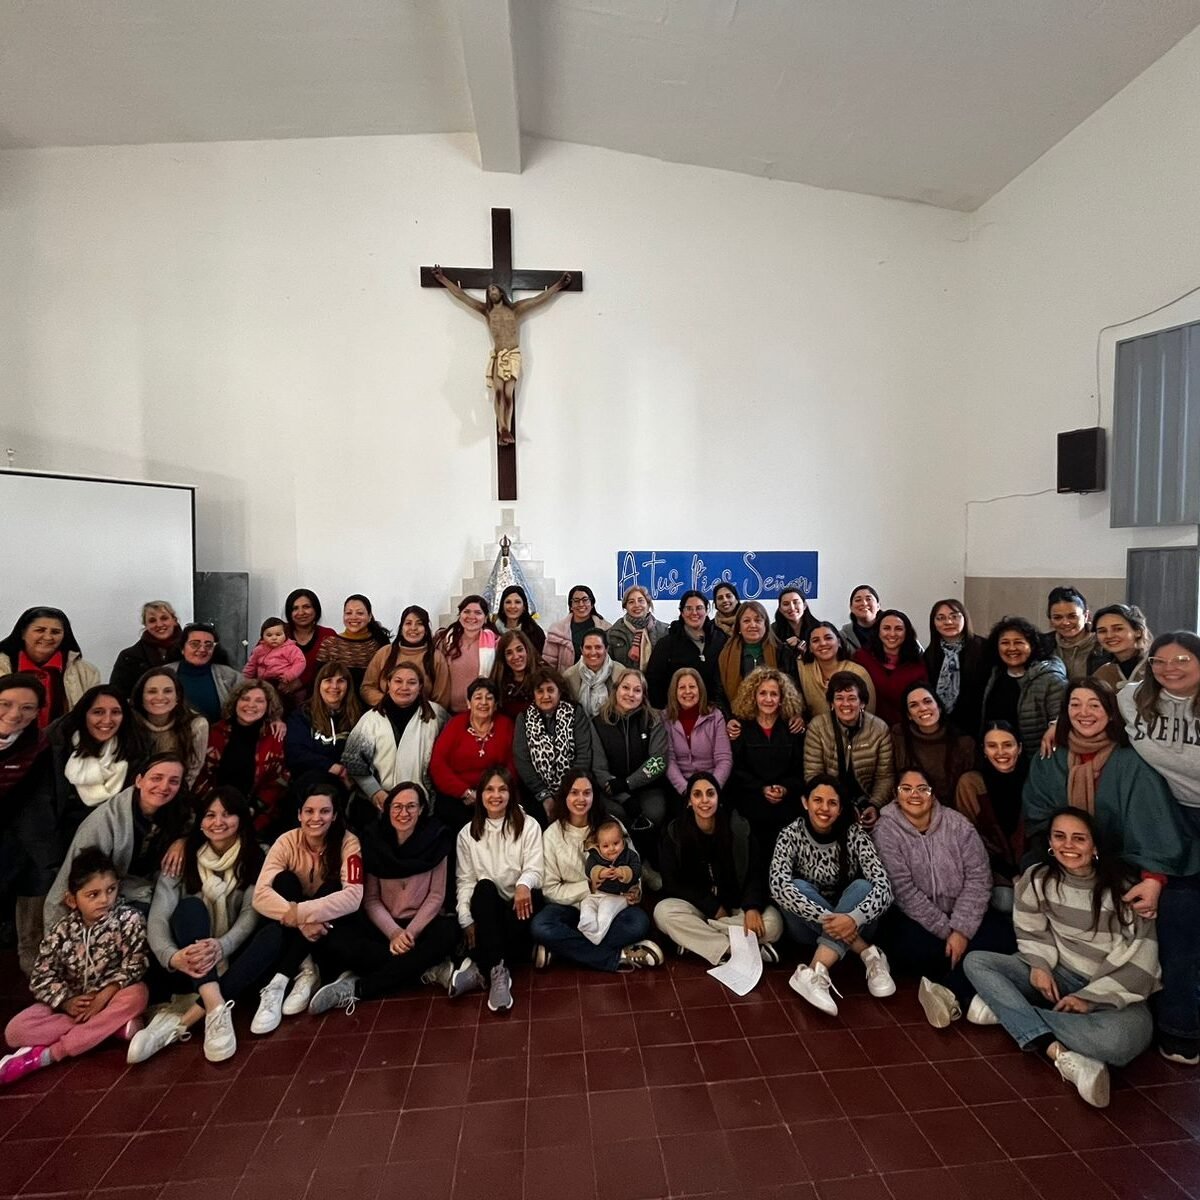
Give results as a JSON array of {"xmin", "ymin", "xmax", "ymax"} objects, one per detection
[{"xmin": 1057, "ymin": 427, "xmax": 1107, "ymax": 494}]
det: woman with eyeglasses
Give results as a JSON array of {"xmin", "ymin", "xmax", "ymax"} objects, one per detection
[
  {"xmin": 923, "ymin": 599, "xmax": 989, "ymax": 734},
  {"xmin": 645, "ymin": 591, "xmax": 727, "ymax": 710},
  {"xmin": 1117, "ymin": 632, "xmax": 1200, "ymax": 1065},
  {"xmin": 305, "ymin": 781, "xmax": 459, "ymax": 1014},
  {"xmin": 875, "ymin": 768, "xmax": 1015, "ymax": 1029},
  {"xmin": 543, "ymin": 585, "xmax": 610, "ymax": 673}
]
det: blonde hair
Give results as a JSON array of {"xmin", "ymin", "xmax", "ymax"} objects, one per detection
[
  {"xmin": 141, "ymin": 600, "xmax": 178, "ymax": 624},
  {"xmin": 731, "ymin": 667, "xmax": 803, "ymax": 723},
  {"xmin": 621, "ymin": 585, "xmax": 654, "ymax": 612},
  {"xmin": 220, "ymin": 678, "xmax": 284, "ymax": 723},
  {"xmin": 597, "ymin": 668, "xmax": 653, "ymax": 724}
]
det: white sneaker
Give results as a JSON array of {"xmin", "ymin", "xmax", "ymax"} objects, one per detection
[
  {"xmin": 1054, "ymin": 1048, "xmax": 1110, "ymax": 1108},
  {"xmin": 282, "ymin": 957, "xmax": 319, "ymax": 1016},
  {"xmin": 789, "ymin": 962, "xmax": 841, "ymax": 1016},
  {"xmin": 127, "ymin": 1011, "xmax": 189, "ymax": 1065},
  {"xmin": 861, "ymin": 947, "xmax": 896, "ymax": 998},
  {"xmin": 251, "ymin": 973, "xmax": 289, "ymax": 1035},
  {"xmin": 203, "ymin": 1000, "xmax": 237, "ymax": 1063},
  {"xmin": 966, "ymin": 996, "xmax": 1000, "ymax": 1025},
  {"xmin": 918, "ymin": 977, "xmax": 961, "ymax": 1029}
]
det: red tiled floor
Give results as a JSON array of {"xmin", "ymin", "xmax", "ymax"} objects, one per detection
[{"xmin": 1, "ymin": 951, "xmax": 1197, "ymax": 1200}]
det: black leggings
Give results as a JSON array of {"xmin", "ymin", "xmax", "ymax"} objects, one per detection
[
  {"xmin": 234, "ymin": 870, "xmax": 344, "ymax": 984},
  {"xmin": 469, "ymin": 879, "xmax": 540, "ymax": 973},
  {"xmin": 319, "ymin": 911, "xmax": 459, "ymax": 1000},
  {"xmin": 880, "ymin": 907, "xmax": 1016, "ymax": 1004},
  {"xmin": 165, "ymin": 896, "xmax": 283, "ymax": 1001}
]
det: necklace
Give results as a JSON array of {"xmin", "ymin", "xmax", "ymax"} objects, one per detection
[{"xmin": 467, "ymin": 722, "xmax": 494, "ymax": 757}]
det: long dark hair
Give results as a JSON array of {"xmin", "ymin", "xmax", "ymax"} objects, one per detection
[
  {"xmin": 801, "ymin": 620, "xmax": 852, "ymax": 665},
  {"xmin": 553, "ymin": 768, "xmax": 607, "ymax": 832},
  {"xmin": 491, "ymin": 629, "xmax": 539, "ymax": 705},
  {"xmin": 772, "ymin": 588, "xmax": 820, "ymax": 644},
  {"xmin": 498, "ymin": 586, "xmax": 542, "ymax": 641},
  {"xmin": 801, "ymin": 774, "xmax": 854, "ymax": 898},
  {"xmin": 133, "ymin": 751, "xmax": 192, "ymax": 851},
  {"xmin": 130, "ymin": 668, "xmax": 201, "ymax": 757},
  {"xmin": 986, "ymin": 616, "xmax": 1055, "ymax": 667},
  {"xmin": 678, "ymin": 771, "xmax": 733, "ymax": 859},
  {"xmin": 865, "ymin": 609, "xmax": 922, "ymax": 665},
  {"xmin": 1028, "ymin": 807, "xmax": 1134, "ymax": 934},
  {"xmin": 183, "ymin": 786, "xmax": 264, "ymax": 894},
  {"xmin": 343, "ymin": 594, "xmax": 391, "ymax": 644},
  {"xmin": 304, "ymin": 662, "xmax": 362, "ymax": 736},
  {"xmin": 0, "ymin": 606, "xmax": 83, "ymax": 662},
  {"xmin": 61, "ymin": 685, "xmax": 140, "ymax": 762},
  {"xmin": 1055, "ymin": 677, "xmax": 1128, "ymax": 748},
  {"xmin": 284, "ymin": 588, "xmax": 324, "ymax": 634},
  {"xmin": 898, "ymin": 682, "xmax": 955, "ymax": 799},
  {"xmin": 468, "ymin": 766, "xmax": 525, "ymax": 841},
  {"xmin": 436, "ymin": 594, "xmax": 497, "ymax": 660},
  {"xmin": 297, "ymin": 778, "xmax": 350, "ymax": 885},
  {"xmin": 381, "ymin": 605, "xmax": 438, "ymax": 686}
]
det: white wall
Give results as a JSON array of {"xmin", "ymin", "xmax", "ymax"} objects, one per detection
[
  {"xmin": 958, "ymin": 24, "xmax": 1200, "ymax": 579},
  {"xmin": 0, "ymin": 133, "xmax": 969, "ymax": 633},
  {"xmin": 4, "ymin": 21, "xmax": 1200, "ymax": 643}
]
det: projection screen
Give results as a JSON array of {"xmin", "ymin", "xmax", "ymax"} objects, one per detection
[{"xmin": 0, "ymin": 470, "xmax": 195, "ymax": 680}]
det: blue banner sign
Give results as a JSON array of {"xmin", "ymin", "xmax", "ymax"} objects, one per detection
[{"xmin": 616, "ymin": 550, "xmax": 819, "ymax": 605}]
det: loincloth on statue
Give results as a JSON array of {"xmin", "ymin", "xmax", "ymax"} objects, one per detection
[{"xmin": 486, "ymin": 348, "xmax": 522, "ymax": 384}]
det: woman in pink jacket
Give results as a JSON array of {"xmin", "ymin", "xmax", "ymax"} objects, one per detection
[
  {"xmin": 663, "ymin": 668, "xmax": 732, "ymax": 796},
  {"xmin": 246, "ymin": 780, "xmax": 363, "ymax": 1035}
]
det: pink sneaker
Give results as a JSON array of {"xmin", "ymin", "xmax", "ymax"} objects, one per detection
[{"xmin": 0, "ymin": 1046, "xmax": 50, "ymax": 1087}]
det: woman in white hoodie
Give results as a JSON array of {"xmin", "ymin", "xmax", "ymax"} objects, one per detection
[
  {"xmin": 451, "ymin": 766, "xmax": 543, "ymax": 1014},
  {"xmin": 1117, "ymin": 631, "xmax": 1200, "ymax": 1066}
]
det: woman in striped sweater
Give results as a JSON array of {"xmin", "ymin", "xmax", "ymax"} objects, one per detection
[{"xmin": 964, "ymin": 808, "xmax": 1160, "ymax": 1109}]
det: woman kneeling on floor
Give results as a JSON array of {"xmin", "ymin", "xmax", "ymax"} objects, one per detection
[
  {"xmin": 531, "ymin": 769, "xmax": 664, "ymax": 973},
  {"xmin": 451, "ymin": 766, "xmax": 543, "ymax": 1013},
  {"xmin": 306, "ymin": 781, "xmax": 459, "ymax": 1015},
  {"xmin": 244, "ymin": 781, "xmax": 364, "ymax": 1033},
  {"xmin": 130, "ymin": 786, "xmax": 265, "ymax": 1064},
  {"xmin": 769, "ymin": 775, "xmax": 895, "ymax": 1015},
  {"xmin": 873, "ymin": 768, "xmax": 1015, "ymax": 1028},
  {"xmin": 653, "ymin": 772, "xmax": 784, "ymax": 966},
  {"xmin": 963, "ymin": 808, "xmax": 1160, "ymax": 1109}
]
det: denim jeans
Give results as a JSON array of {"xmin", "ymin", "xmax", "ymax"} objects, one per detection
[
  {"xmin": 780, "ymin": 878, "xmax": 879, "ymax": 961},
  {"xmin": 531, "ymin": 901, "xmax": 651, "ymax": 973},
  {"xmin": 962, "ymin": 950, "xmax": 1153, "ymax": 1066},
  {"xmin": 1156, "ymin": 805, "xmax": 1200, "ymax": 1046}
]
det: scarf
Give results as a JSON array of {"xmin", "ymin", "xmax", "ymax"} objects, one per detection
[
  {"xmin": 18, "ymin": 649, "xmax": 64, "ymax": 727},
  {"xmin": 1065, "ymin": 730, "xmax": 1116, "ymax": 816},
  {"xmin": 935, "ymin": 639, "xmax": 962, "ymax": 714},
  {"xmin": 575, "ymin": 657, "xmax": 614, "ymax": 716},
  {"xmin": 1057, "ymin": 632, "xmax": 1098, "ymax": 682},
  {"xmin": 382, "ymin": 697, "xmax": 419, "ymax": 745},
  {"xmin": 980, "ymin": 755, "xmax": 1028, "ymax": 838},
  {"xmin": 64, "ymin": 734, "xmax": 129, "ymax": 807},
  {"xmin": 361, "ymin": 810, "xmax": 452, "ymax": 879},
  {"xmin": 525, "ymin": 702, "xmax": 576, "ymax": 791},
  {"xmin": 196, "ymin": 841, "xmax": 242, "ymax": 939},
  {"xmin": 215, "ymin": 719, "xmax": 262, "ymax": 794},
  {"xmin": 620, "ymin": 615, "xmax": 654, "ymax": 668},
  {"xmin": 714, "ymin": 611, "xmax": 737, "ymax": 639}
]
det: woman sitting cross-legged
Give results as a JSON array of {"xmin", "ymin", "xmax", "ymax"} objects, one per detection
[
  {"xmin": 769, "ymin": 774, "xmax": 895, "ymax": 1015},
  {"xmin": 873, "ymin": 768, "xmax": 1016, "ymax": 1028},
  {"xmin": 450, "ymin": 767, "xmax": 543, "ymax": 1013},
  {"xmin": 305, "ymin": 781, "xmax": 460, "ymax": 1015},
  {"xmin": 530, "ymin": 770, "xmax": 664, "ymax": 973},
  {"xmin": 129, "ymin": 786, "xmax": 265, "ymax": 1065},
  {"xmin": 653, "ymin": 772, "xmax": 784, "ymax": 966},
  {"xmin": 244, "ymin": 781, "xmax": 364, "ymax": 1034},
  {"xmin": 963, "ymin": 808, "xmax": 1161, "ymax": 1108}
]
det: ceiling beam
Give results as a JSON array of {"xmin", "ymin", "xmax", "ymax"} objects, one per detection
[{"xmin": 454, "ymin": 0, "xmax": 522, "ymax": 174}]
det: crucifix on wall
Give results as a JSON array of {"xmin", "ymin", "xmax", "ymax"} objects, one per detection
[{"xmin": 422, "ymin": 208, "xmax": 583, "ymax": 500}]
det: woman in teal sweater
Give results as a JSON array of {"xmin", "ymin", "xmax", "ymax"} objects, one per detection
[{"xmin": 1023, "ymin": 680, "xmax": 1200, "ymax": 900}]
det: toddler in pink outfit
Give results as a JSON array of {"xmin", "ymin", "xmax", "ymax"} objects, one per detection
[{"xmin": 244, "ymin": 617, "xmax": 306, "ymax": 687}]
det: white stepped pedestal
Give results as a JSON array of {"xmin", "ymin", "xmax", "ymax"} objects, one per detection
[{"xmin": 443, "ymin": 508, "xmax": 570, "ymax": 629}]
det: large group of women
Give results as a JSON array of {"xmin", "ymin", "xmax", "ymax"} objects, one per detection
[{"xmin": 0, "ymin": 581, "xmax": 1197, "ymax": 1112}]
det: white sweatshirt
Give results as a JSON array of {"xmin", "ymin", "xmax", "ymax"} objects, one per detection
[
  {"xmin": 1119, "ymin": 684, "xmax": 1200, "ymax": 808},
  {"xmin": 455, "ymin": 812, "xmax": 544, "ymax": 928}
]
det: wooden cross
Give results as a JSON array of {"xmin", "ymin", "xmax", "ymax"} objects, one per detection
[{"xmin": 422, "ymin": 208, "xmax": 583, "ymax": 500}]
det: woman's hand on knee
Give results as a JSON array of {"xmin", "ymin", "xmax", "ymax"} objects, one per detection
[{"xmin": 514, "ymin": 885, "xmax": 533, "ymax": 921}]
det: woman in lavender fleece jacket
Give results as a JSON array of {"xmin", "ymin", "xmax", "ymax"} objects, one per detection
[{"xmin": 874, "ymin": 767, "xmax": 1015, "ymax": 1025}]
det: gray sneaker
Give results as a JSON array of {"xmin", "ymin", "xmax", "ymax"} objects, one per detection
[
  {"xmin": 308, "ymin": 972, "xmax": 359, "ymax": 1016},
  {"xmin": 487, "ymin": 963, "xmax": 514, "ymax": 1012},
  {"xmin": 449, "ymin": 957, "xmax": 485, "ymax": 999},
  {"xmin": 421, "ymin": 958, "xmax": 455, "ymax": 991}
]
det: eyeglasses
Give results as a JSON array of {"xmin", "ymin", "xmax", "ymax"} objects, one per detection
[
  {"xmin": 934, "ymin": 613, "xmax": 963, "ymax": 623},
  {"xmin": 185, "ymin": 640, "xmax": 215, "ymax": 651},
  {"xmin": 897, "ymin": 784, "xmax": 933, "ymax": 797},
  {"xmin": 1148, "ymin": 655, "xmax": 1195, "ymax": 667},
  {"xmin": 390, "ymin": 802, "xmax": 421, "ymax": 815}
]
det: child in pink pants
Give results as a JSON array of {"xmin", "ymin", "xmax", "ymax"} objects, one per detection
[{"xmin": 1, "ymin": 848, "xmax": 149, "ymax": 1086}]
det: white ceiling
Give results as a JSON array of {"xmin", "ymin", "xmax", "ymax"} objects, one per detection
[{"xmin": 2, "ymin": 0, "xmax": 1198, "ymax": 211}]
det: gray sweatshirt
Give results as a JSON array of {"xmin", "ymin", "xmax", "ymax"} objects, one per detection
[{"xmin": 1118, "ymin": 684, "xmax": 1200, "ymax": 808}]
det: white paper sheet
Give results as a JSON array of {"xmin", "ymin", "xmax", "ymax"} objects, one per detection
[{"xmin": 706, "ymin": 925, "xmax": 764, "ymax": 996}]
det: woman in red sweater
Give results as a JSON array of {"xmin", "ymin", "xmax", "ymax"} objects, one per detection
[
  {"xmin": 430, "ymin": 677, "xmax": 516, "ymax": 837},
  {"xmin": 854, "ymin": 609, "xmax": 927, "ymax": 728}
]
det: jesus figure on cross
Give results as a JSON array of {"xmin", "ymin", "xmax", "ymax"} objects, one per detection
[{"xmin": 431, "ymin": 266, "xmax": 573, "ymax": 445}]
